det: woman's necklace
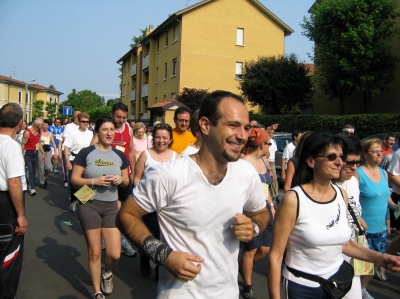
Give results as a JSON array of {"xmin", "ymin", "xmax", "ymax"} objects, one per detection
[{"xmin": 195, "ymin": 154, "xmax": 225, "ymax": 185}]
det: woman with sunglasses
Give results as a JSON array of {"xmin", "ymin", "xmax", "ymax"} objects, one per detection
[
  {"xmin": 133, "ymin": 123, "xmax": 178, "ymax": 278},
  {"xmin": 132, "ymin": 122, "xmax": 152, "ymax": 159},
  {"xmin": 268, "ymin": 132, "xmax": 400, "ymax": 299},
  {"xmin": 356, "ymin": 138, "xmax": 391, "ymax": 298},
  {"xmin": 240, "ymin": 128, "xmax": 275, "ymax": 299}
]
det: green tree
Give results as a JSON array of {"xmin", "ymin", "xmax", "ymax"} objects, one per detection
[
  {"xmin": 32, "ymin": 100, "xmax": 44, "ymax": 120},
  {"xmin": 45, "ymin": 102, "xmax": 58, "ymax": 120},
  {"xmin": 130, "ymin": 28, "xmax": 148, "ymax": 48},
  {"xmin": 88, "ymin": 106, "xmax": 112, "ymax": 122},
  {"xmin": 301, "ymin": 0, "xmax": 399, "ymax": 114},
  {"xmin": 106, "ymin": 98, "xmax": 121, "ymax": 107},
  {"xmin": 239, "ymin": 54, "xmax": 313, "ymax": 115},
  {"xmin": 176, "ymin": 87, "xmax": 210, "ymax": 112},
  {"xmin": 60, "ymin": 89, "xmax": 104, "ymax": 115}
]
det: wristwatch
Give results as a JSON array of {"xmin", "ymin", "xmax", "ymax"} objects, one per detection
[{"xmin": 252, "ymin": 222, "xmax": 260, "ymax": 238}]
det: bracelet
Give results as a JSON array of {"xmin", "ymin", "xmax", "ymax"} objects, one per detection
[
  {"xmin": 269, "ymin": 203, "xmax": 274, "ymax": 207},
  {"xmin": 142, "ymin": 236, "xmax": 173, "ymax": 265}
]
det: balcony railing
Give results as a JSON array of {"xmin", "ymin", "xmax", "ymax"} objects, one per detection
[
  {"xmin": 130, "ymin": 89, "xmax": 136, "ymax": 102},
  {"xmin": 131, "ymin": 63, "xmax": 136, "ymax": 77},
  {"xmin": 141, "ymin": 83, "xmax": 148, "ymax": 98},
  {"xmin": 142, "ymin": 54, "xmax": 149, "ymax": 70}
]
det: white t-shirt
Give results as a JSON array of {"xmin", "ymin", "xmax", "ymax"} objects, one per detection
[
  {"xmin": 180, "ymin": 145, "xmax": 199, "ymax": 157},
  {"xmin": 268, "ymin": 138, "xmax": 277, "ymax": 162},
  {"xmin": 387, "ymin": 148, "xmax": 400, "ymax": 195},
  {"xmin": 63, "ymin": 122, "xmax": 79, "ymax": 140},
  {"xmin": 133, "ymin": 157, "xmax": 266, "ymax": 299},
  {"xmin": 0, "ymin": 134, "xmax": 27, "ymax": 191},
  {"xmin": 63, "ymin": 129, "xmax": 93, "ymax": 161},
  {"xmin": 282, "ymin": 142, "xmax": 296, "ymax": 169}
]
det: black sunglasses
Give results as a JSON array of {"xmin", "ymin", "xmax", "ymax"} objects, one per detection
[
  {"xmin": 263, "ymin": 142, "xmax": 272, "ymax": 146},
  {"xmin": 80, "ymin": 120, "xmax": 89, "ymax": 124},
  {"xmin": 314, "ymin": 154, "xmax": 344, "ymax": 161},
  {"xmin": 345, "ymin": 160, "xmax": 362, "ymax": 167}
]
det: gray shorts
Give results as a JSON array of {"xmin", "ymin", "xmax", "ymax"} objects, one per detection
[{"xmin": 78, "ymin": 200, "xmax": 118, "ymax": 230}]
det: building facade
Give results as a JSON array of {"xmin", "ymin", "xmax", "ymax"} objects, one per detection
[
  {"xmin": 0, "ymin": 75, "xmax": 63, "ymax": 121},
  {"xmin": 117, "ymin": 0, "xmax": 293, "ymax": 123}
]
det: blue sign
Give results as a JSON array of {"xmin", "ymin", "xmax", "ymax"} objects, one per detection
[{"xmin": 63, "ymin": 106, "xmax": 72, "ymax": 116}]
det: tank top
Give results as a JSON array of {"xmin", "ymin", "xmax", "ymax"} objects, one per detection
[
  {"xmin": 258, "ymin": 157, "xmax": 272, "ymax": 185},
  {"xmin": 25, "ymin": 128, "xmax": 41, "ymax": 151},
  {"xmin": 40, "ymin": 132, "xmax": 52, "ymax": 147},
  {"xmin": 111, "ymin": 123, "xmax": 131, "ymax": 160},
  {"xmin": 356, "ymin": 167, "xmax": 390, "ymax": 233},
  {"xmin": 144, "ymin": 149, "xmax": 177, "ymax": 173},
  {"xmin": 282, "ymin": 184, "xmax": 352, "ymax": 287}
]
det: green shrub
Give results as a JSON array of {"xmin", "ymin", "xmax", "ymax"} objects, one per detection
[
  {"xmin": 249, "ymin": 113, "xmax": 400, "ymax": 139},
  {"xmin": 88, "ymin": 106, "xmax": 112, "ymax": 122}
]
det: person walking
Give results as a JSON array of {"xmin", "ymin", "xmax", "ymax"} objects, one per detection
[
  {"xmin": 0, "ymin": 103, "xmax": 29, "ymax": 298},
  {"xmin": 48, "ymin": 117, "xmax": 63, "ymax": 173},
  {"xmin": 38, "ymin": 119, "xmax": 56, "ymax": 189}
]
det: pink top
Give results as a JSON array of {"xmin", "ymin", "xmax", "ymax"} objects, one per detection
[{"xmin": 133, "ymin": 137, "xmax": 152, "ymax": 157}]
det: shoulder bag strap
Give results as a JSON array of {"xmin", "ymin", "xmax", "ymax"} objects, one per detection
[
  {"xmin": 347, "ymin": 203, "xmax": 365, "ymax": 235},
  {"xmin": 286, "ymin": 265, "xmax": 323, "ymax": 284}
]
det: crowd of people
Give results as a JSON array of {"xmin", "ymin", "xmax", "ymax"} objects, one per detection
[{"xmin": 1, "ymin": 92, "xmax": 400, "ymax": 299}]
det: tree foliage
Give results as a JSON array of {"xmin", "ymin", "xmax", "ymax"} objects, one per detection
[
  {"xmin": 60, "ymin": 89, "xmax": 105, "ymax": 115},
  {"xmin": 130, "ymin": 28, "xmax": 148, "ymax": 48},
  {"xmin": 106, "ymin": 98, "xmax": 121, "ymax": 107},
  {"xmin": 301, "ymin": 0, "xmax": 399, "ymax": 114},
  {"xmin": 88, "ymin": 106, "xmax": 112, "ymax": 122},
  {"xmin": 32, "ymin": 100, "xmax": 44, "ymax": 120},
  {"xmin": 176, "ymin": 87, "xmax": 210, "ymax": 112},
  {"xmin": 45, "ymin": 102, "xmax": 58, "ymax": 120},
  {"xmin": 239, "ymin": 54, "xmax": 313, "ymax": 115}
]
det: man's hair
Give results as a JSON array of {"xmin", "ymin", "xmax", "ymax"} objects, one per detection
[
  {"xmin": 189, "ymin": 109, "xmax": 200, "ymax": 137},
  {"xmin": 342, "ymin": 124, "xmax": 355, "ymax": 130},
  {"xmin": 112, "ymin": 102, "xmax": 128, "ymax": 114},
  {"xmin": 341, "ymin": 135, "xmax": 362, "ymax": 157},
  {"xmin": 292, "ymin": 129, "xmax": 303, "ymax": 141},
  {"xmin": 78, "ymin": 112, "xmax": 90, "ymax": 121},
  {"xmin": 54, "ymin": 117, "xmax": 61, "ymax": 122},
  {"xmin": 250, "ymin": 120, "xmax": 265, "ymax": 129},
  {"xmin": 174, "ymin": 106, "xmax": 191, "ymax": 119},
  {"xmin": 199, "ymin": 90, "xmax": 244, "ymax": 126},
  {"xmin": 43, "ymin": 119, "xmax": 50, "ymax": 125},
  {"xmin": 384, "ymin": 132, "xmax": 395, "ymax": 140},
  {"xmin": 0, "ymin": 103, "xmax": 23, "ymax": 128},
  {"xmin": 34, "ymin": 118, "xmax": 43, "ymax": 125}
]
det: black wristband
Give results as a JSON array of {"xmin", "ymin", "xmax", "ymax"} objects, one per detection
[{"xmin": 142, "ymin": 236, "xmax": 173, "ymax": 265}]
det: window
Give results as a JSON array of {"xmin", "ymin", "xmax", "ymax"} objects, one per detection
[
  {"xmin": 165, "ymin": 31, "xmax": 168, "ymax": 47},
  {"xmin": 173, "ymin": 24, "xmax": 179, "ymax": 42},
  {"xmin": 18, "ymin": 91, "xmax": 22, "ymax": 103},
  {"xmin": 235, "ymin": 62, "xmax": 243, "ymax": 79},
  {"xmin": 164, "ymin": 95, "xmax": 166, "ymax": 100},
  {"xmin": 236, "ymin": 28, "xmax": 244, "ymax": 46},
  {"xmin": 172, "ymin": 59, "xmax": 177, "ymax": 76},
  {"xmin": 156, "ymin": 67, "xmax": 159, "ymax": 83},
  {"xmin": 156, "ymin": 37, "xmax": 160, "ymax": 52},
  {"xmin": 171, "ymin": 92, "xmax": 176, "ymax": 98},
  {"xmin": 25, "ymin": 92, "xmax": 28, "ymax": 103},
  {"xmin": 164, "ymin": 63, "xmax": 168, "ymax": 79}
]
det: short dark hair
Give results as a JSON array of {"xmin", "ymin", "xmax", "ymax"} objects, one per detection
[
  {"xmin": 54, "ymin": 117, "xmax": 61, "ymax": 122},
  {"xmin": 189, "ymin": 109, "xmax": 200, "ymax": 137},
  {"xmin": 341, "ymin": 135, "xmax": 362, "ymax": 157},
  {"xmin": 0, "ymin": 103, "xmax": 23, "ymax": 128},
  {"xmin": 112, "ymin": 102, "xmax": 128, "ymax": 114},
  {"xmin": 174, "ymin": 106, "xmax": 191, "ymax": 119},
  {"xmin": 199, "ymin": 90, "xmax": 244, "ymax": 126},
  {"xmin": 152, "ymin": 123, "xmax": 173, "ymax": 148},
  {"xmin": 292, "ymin": 129, "xmax": 303, "ymax": 141},
  {"xmin": 94, "ymin": 116, "xmax": 117, "ymax": 133},
  {"xmin": 292, "ymin": 132, "xmax": 345, "ymax": 186},
  {"xmin": 384, "ymin": 132, "xmax": 395, "ymax": 140},
  {"xmin": 43, "ymin": 119, "xmax": 50, "ymax": 125}
]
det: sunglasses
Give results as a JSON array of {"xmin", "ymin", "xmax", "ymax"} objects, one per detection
[
  {"xmin": 263, "ymin": 142, "xmax": 272, "ymax": 146},
  {"xmin": 80, "ymin": 120, "xmax": 89, "ymax": 124},
  {"xmin": 345, "ymin": 160, "xmax": 362, "ymax": 167},
  {"xmin": 314, "ymin": 153, "xmax": 344, "ymax": 161}
]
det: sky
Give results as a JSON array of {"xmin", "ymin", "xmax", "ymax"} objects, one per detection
[{"xmin": 0, "ymin": 0, "xmax": 315, "ymax": 102}]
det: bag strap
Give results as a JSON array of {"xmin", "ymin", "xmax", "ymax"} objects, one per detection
[
  {"xmin": 347, "ymin": 203, "xmax": 365, "ymax": 236},
  {"xmin": 286, "ymin": 265, "xmax": 324, "ymax": 284}
]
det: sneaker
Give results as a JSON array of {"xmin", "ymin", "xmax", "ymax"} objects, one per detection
[
  {"xmin": 101, "ymin": 236, "xmax": 105, "ymax": 250},
  {"xmin": 242, "ymin": 286, "xmax": 257, "ymax": 299},
  {"xmin": 101, "ymin": 267, "xmax": 113, "ymax": 294},
  {"xmin": 50, "ymin": 168, "xmax": 53, "ymax": 172},
  {"xmin": 362, "ymin": 289, "xmax": 375, "ymax": 299},
  {"xmin": 54, "ymin": 169, "xmax": 59, "ymax": 174},
  {"xmin": 70, "ymin": 201, "xmax": 78, "ymax": 213},
  {"xmin": 376, "ymin": 266, "xmax": 387, "ymax": 281},
  {"xmin": 121, "ymin": 237, "xmax": 137, "ymax": 256},
  {"xmin": 63, "ymin": 182, "xmax": 68, "ymax": 188},
  {"xmin": 29, "ymin": 189, "xmax": 37, "ymax": 196},
  {"xmin": 93, "ymin": 292, "xmax": 104, "ymax": 299}
]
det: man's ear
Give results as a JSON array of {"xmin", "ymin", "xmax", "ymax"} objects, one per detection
[{"xmin": 199, "ymin": 116, "xmax": 212, "ymax": 136}]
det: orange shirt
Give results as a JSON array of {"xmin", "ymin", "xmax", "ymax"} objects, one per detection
[
  {"xmin": 171, "ymin": 128, "xmax": 196, "ymax": 155},
  {"xmin": 381, "ymin": 145, "xmax": 393, "ymax": 157}
]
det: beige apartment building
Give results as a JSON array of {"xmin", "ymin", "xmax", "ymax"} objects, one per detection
[
  {"xmin": 0, "ymin": 75, "xmax": 63, "ymax": 121},
  {"xmin": 117, "ymin": 0, "xmax": 293, "ymax": 123}
]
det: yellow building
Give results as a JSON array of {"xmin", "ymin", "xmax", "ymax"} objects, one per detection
[
  {"xmin": 117, "ymin": 0, "xmax": 293, "ymax": 124},
  {"xmin": 0, "ymin": 75, "xmax": 63, "ymax": 121}
]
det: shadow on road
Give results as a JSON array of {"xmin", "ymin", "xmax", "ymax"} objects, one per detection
[
  {"xmin": 36, "ymin": 237, "xmax": 92, "ymax": 298},
  {"xmin": 54, "ymin": 211, "xmax": 84, "ymax": 236}
]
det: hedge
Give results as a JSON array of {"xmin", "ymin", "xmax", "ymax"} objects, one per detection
[{"xmin": 249, "ymin": 113, "xmax": 400, "ymax": 139}]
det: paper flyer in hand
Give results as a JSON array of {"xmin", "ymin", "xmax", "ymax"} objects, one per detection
[{"xmin": 74, "ymin": 185, "xmax": 95, "ymax": 204}]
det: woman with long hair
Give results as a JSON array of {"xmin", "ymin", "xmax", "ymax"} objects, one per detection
[
  {"xmin": 71, "ymin": 116, "xmax": 130, "ymax": 299},
  {"xmin": 240, "ymin": 128, "xmax": 275, "ymax": 299},
  {"xmin": 133, "ymin": 123, "xmax": 178, "ymax": 278},
  {"xmin": 268, "ymin": 132, "xmax": 400, "ymax": 299}
]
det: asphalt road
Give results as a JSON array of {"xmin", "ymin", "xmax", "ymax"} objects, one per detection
[{"xmin": 16, "ymin": 170, "xmax": 400, "ymax": 298}]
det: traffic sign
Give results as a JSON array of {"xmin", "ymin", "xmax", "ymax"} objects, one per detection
[{"xmin": 63, "ymin": 106, "xmax": 72, "ymax": 116}]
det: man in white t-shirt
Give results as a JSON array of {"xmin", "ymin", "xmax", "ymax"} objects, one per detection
[
  {"xmin": 281, "ymin": 129, "xmax": 302, "ymax": 182},
  {"xmin": 0, "ymin": 103, "xmax": 28, "ymax": 298},
  {"xmin": 61, "ymin": 110, "xmax": 80, "ymax": 187},
  {"xmin": 117, "ymin": 91, "xmax": 269, "ymax": 299},
  {"xmin": 387, "ymin": 142, "xmax": 400, "ymax": 237}
]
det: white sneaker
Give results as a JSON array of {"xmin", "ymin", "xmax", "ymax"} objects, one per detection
[
  {"xmin": 362, "ymin": 289, "xmax": 375, "ymax": 299},
  {"xmin": 29, "ymin": 189, "xmax": 37, "ymax": 196},
  {"xmin": 121, "ymin": 237, "xmax": 137, "ymax": 256},
  {"xmin": 101, "ymin": 266, "xmax": 113, "ymax": 294},
  {"xmin": 376, "ymin": 266, "xmax": 387, "ymax": 281},
  {"xmin": 63, "ymin": 182, "xmax": 68, "ymax": 188},
  {"xmin": 54, "ymin": 169, "xmax": 59, "ymax": 174}
]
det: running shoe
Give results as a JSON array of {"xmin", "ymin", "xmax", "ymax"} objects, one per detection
[
  {"xmin": 93, "ymin": 292, "xmax": 104, "ymax": 299},
  {"xmin": 362, "ymin": 289, "xmax": 375, "ymax": 299},
  {"xmin": 376, "ymin": 266, "xmax": 387, "ymax": 281},
  {"xmin": 54, "ymin": 169, "xmax": 59, "ymax": 174},
  {"xmin": 63, "ymin": 182, "xmax": 68, "ymax": 188},
  {"xmin": 29, "ymin": 189, "xmax": 37, "ymax": 196},
  {"xmin": 101, "ymin": 267, "xmax": 113, "ymax": 294},
  {"xmin": 242, "ymin": 286, "xmax": 257, "ymax": 299},
  {"xmin": 70, "ymin": 201, "xmax": 78, "ymax": 213},
  {"xmin": 121, "ymin": 237, "xmax": 137, "ymax": 256}
]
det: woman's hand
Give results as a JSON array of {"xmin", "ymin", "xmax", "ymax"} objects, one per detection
[
  {"xmin": 358, "ymin": 218, "xmax": 368, "ymax": 230},
  {"xmin": 110, "ymin": 175, "xmax": 124, "ymax": 186},
  {"xmin": 96, "ymin": 175, "xmax": 113, "ymax": 187}
]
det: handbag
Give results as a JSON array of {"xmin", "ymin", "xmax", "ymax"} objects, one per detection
[{"xmin": 287, "ymin": 260, "xmax": 354, "ymax": 299}]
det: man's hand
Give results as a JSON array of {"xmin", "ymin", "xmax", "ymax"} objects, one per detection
[
  {"xmin": 41, "ymin": 154, "xmax": 46, "ymax": 162},
  {"xmin": 15, "ymin": 215, "xmax": 28, "ymax": 235},
  {"xmin": 164, "ymin": 251, "xmax": 204, "ymax": 282},
  {"xmin": 233, "ymin": 213, "xmax": 253, "ymax": 242}
]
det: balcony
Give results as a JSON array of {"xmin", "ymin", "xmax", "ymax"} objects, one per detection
[
  {"xmin": 131, "ymin": 63, "xmax": 136, "ymax": 77},
  {"xmin": 141, "ymin": 83, "xmax": 148, "ymax": 99},
  {"xmin": 130, "ymin": 89, "xmax": 136, "ymax": 102},
  {"xmin": 142, "ymin": 54, "xmax": 149, "ymax": 70}
]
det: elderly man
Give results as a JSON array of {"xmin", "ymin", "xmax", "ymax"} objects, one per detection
[
  {"xmin": 21, "ymin": 118, "xmax": 45, "ymax": 196},
  {"xmin": 117, "ymin": 90, "xmax": 269, "ymax": 299},
  {"xmin": 170, "ymin": 106, "xmax": 196, "ymax": 154},
  {"xmin": 0, "ymin": 103, "xmax": 29, "ymax": 298}
]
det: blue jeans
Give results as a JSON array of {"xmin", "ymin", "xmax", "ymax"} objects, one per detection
[{"xmin": 24, "ymin": 150, "xmax": 38, "ymax": 190}]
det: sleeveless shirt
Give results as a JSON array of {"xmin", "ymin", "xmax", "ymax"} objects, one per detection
[
  {"xmin": 111, "ymin": 123, "xmax": 131, "ymax": 160},
  {"xmin": 144, "ymin": 149, "xmax": 177, "ymax": 173},
  {"xmin": 25, "ymin": 128, "xmax": 41, "ymax": 151}
]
